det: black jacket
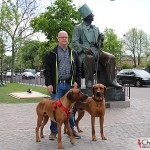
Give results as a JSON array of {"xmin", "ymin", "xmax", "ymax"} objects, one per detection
[{"xmin": 44, "ymin": 45, "xmax": 81, "ymax": 94}]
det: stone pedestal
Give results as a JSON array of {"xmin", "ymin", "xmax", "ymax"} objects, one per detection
[
  {"xmin": 80, "ymin": 79, "xmax": 129, "ymax": 108},
  {"xmin": 81, "ymin": 86, "xmax": 129, "ymax": 108},
  {"xmin": 81, "ymin": 86, "xmax": 125, "ymax": 101},
  {"xmin": 105, "ymin": 87, "xmax": 125, "ymax": 101}
]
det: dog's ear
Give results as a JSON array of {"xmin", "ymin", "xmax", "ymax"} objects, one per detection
[{"xmin": 66, "ymin": 90, "xmax": 74, "ymax": 102}]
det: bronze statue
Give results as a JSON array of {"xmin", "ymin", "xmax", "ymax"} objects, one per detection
[{"xmin": 72, "ymin": 3, "xmax": 121, "ymax": 88}]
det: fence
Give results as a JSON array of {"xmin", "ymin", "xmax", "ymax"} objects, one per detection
[
  {"xmin": 1, "ymin": 75, "xmax": 46, "ymax": 87},
  {"xmin": 1, "ymin": 75, "xmax": 131, "ymax": 99}
]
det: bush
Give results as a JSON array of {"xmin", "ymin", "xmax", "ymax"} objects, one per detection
[
  {"xmin": 121, "ymin": 62, "xmax": 132, "ymax": 69},
  {"xmin": 146, "ymin": 61, "xmax": 150, "ymax": 67}
]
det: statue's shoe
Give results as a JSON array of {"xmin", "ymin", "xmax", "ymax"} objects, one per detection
[
  {"xmin": 111, "ymin": 79, "xmax": 122, "ymax": 88},
  {"xmin": 86, "ymin": 80, "xmax": 93, "ymax": 88}
]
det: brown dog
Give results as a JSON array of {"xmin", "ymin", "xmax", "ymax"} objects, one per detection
[
  {"xmin": 35, "ymin": 88, "xmax": 88, "ymax": 149},
  {"xmin": 74, "ymin": 84, "xmax": 107, "ymax": 141}
]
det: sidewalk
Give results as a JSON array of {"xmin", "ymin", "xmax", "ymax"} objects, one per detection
[{"xmin": 0, "ymin": 87, "xmax": 150, "ymax": 150}]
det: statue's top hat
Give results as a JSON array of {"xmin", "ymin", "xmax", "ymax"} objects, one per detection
[{"xmin": 78, "ymin": 3, "xmax": 93, "ymax": 19}]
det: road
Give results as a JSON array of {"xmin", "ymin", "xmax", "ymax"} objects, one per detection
[{"xmin": 0, "ymin": 86, "xmax": 150, "ymax": 150}]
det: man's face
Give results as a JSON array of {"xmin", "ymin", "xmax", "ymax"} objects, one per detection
[{"xmin": 57, "ymin": 31, "xmax": 68, "ymax": 47}]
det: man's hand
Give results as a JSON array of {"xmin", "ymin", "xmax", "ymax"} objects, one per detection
[
  {"xmin": 47, "ymin": 85, "xmax": 53, "ymax": 94},
  {"xmin": 73, "ymin": 82, "xmax": 78, "ymax": 88}
]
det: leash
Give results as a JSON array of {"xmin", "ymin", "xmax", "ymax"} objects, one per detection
[
  {"xmin": 95, "ymin": 51, "xmax": 100, "ymax": 84},
  {"xmin": 95, "ymin": 33, "xmax": 104, "ymax": 84}
]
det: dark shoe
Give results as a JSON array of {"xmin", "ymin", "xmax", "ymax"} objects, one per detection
[
  {"xmin": 49, "ymin": 132, "xmax": 57, "ymax": 140},
  {"xmin": 86, "ymin": 80, "xmax": 93, "ymax": 88},
  {"xmin": 67, "ymin": 130, "xmax": 81, "ymax": 139},
  {"xmin": 111, "ymin": 79, "xmax": 122, "ymax": 88},
  {"xmin": 72, "ymin": 130, "xmax": 81, "ymax": 139}
]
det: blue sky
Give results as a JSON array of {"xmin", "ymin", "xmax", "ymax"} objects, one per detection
[{"xmin": 73, "ymin": 0, "xmax": 150, "ymax": 38}]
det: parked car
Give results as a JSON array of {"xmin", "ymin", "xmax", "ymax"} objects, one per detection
[
  {"xmin": 22, "ymin": 72, "xmax": 35, "ymax": 79},
  {"xmin": 117, "ymin": 69, "xmax": 150, "ymax": 87},
  {"xmin": 35, "ymin": 72, "xmax": 41, "ymax": 77},
  {"xmin": 24, "ymin": 69, "xmax": 36, "ymax": 75},
  {"xmin": 144, "ymin": 67, "xmax": 150, "ymax": 73},
  {"xmin": 4, "ymin": 71, "xmax": 15, "ymax": 78}
]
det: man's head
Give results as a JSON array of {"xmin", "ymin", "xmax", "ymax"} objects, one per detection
[{"xmin": 57, "ymin": 31, "xmax": 68, "ymax": 49}]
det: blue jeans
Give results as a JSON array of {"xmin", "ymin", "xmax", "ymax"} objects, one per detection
[{"xmin": 50, "ymin": 83, "xmax": 75, "ymax": 133}]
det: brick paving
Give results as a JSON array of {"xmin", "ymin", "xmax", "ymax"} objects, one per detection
[{"xmin": 0, "ymin": 86, "xmax": 150, "ymax": 150}]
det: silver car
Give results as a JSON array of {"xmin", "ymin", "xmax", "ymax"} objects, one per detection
[{"xmin": 22, "ymin": 72, "xmax": 35, "ymax": 79}]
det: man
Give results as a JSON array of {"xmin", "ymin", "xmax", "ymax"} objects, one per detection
[
  {"xmin": 72, "ymin": 3, "xmax": 121, "ymax": 88},
  {"xmin": 44, "ymin": 31, "xmax": 81, "ymax": 140}
]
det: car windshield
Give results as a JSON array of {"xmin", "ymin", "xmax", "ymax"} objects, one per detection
[{"xmin": 134, "ymin": 70, "xmax": 150, "ymax": 78}]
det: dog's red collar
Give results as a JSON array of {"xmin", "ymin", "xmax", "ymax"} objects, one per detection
[{"xmin": 53, "ymin": 100, "xmax": 71, "ymax": 119}]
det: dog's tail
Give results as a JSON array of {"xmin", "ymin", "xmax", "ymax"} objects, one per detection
[{"xmin": 36, "ymin": 100, "xmax": 47, "ymax": 115}]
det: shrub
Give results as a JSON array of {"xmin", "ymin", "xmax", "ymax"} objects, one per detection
[{"xmin": 121, "ymin": 62, "xmax": 132, "ymax": 69}]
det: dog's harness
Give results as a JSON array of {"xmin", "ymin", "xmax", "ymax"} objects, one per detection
[{"xmin": 53, "ymin": 100, "xmax": 71, "ymax": 121}]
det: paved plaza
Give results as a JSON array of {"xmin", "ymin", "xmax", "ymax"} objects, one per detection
[{"xmin": 0, "ymin": 86, "xmax": 150, "ymax": 150}]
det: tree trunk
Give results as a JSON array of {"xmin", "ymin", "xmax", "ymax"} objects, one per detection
[{"xmin": 10, "ymin": 40, "xmax": 15, "ymax": 83}]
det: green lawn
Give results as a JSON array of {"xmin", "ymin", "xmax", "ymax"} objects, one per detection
[{"xmin": 0, "ymin": 82, "xmax": 49, "ymax": 104}]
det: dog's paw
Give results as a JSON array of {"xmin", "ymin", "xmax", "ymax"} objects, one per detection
[
  {"xmin": 92, "ymin": 136, "xmax": 97, "ymax": 141},
  {"xmin": 70, "ymin": 138, "xmax": 75, "ymax": 145},
  {"xmin": 36, "ymin": 139, "xmax": 41, "ymax": 142},
  {"xmin": 78, "ymin": 129, "xmax": 83, "ymax": 133},
  {"xmin": 58, "ymin": 143, "xmax": 64, "ymax": 149},
  {"xmin": 102, "ymin": 136, "xmax": 107, "ymax": 140}
]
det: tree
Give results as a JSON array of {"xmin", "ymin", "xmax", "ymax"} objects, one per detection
[
  {"xmin": 124, "ymin": 28, "xmax": 150, "ymax": 67},
  {"xmin": 2, "ymin": 55, "xmax": 12, "ymax": 71},
  {"xmin": 0, "ymin": 36, "xmax": 5, "ymax": 79},
  {"xmin": 102, "ymin": 28, "xmax": 123, "ymax": 64},
  {"xmin": 30, "ymin": 0, "xmax": 82, "ymax": 43},
  {"xmin": 16, "ymin": 40, "xmax": 42, "ymax": 71},
  {"xmin": 0, "ymin": 2, "xmax": 7, "ymax": 79},
  {"xmin": 0, "ymin": 0, "xmax": 38, "ymax": 82}
]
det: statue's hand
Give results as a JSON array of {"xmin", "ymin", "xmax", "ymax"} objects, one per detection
[{"xmin": 84, "ymin": 48, "xmax": 94, "ymax": 56}]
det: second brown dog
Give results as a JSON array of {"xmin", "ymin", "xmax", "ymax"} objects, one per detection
[{"xmin": 74, "ymin": 84, "xmax": 107, "ymax": 141}]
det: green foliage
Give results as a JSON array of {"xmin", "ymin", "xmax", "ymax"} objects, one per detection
[
  {"xmin": 121, "ymin": 61, "xmax": 133, "ymax": 69},
  {"xmin": 16, "ymin": 40, "xmax": 42, "ymax": 70},
  {"xmin": 30, "ymin": 0, "xmax": 82, "ymax": 42},
  {"xmin": 102, "ymin": 28, "xmax": 122, "ymax": 62},
  {"xmin": 38, "ymin": 41, "xmax": 54, "ymax": 67},
  {"xmin": 124, "ymin": 28, "xmax": 150, "ymax": 67},
  {"xmin": 146, "ymin": 61, "xmax": 150, "ymax": 67},
  {"xmin": 0, "ymin": 0, "xmax": 38, "ymax": 82},
  {"xmin": 0, "ymin": 82, "xmax": 48, "ymax": 103},
  {"xmin": 2, "ymin": 55, "xmax": 12, "ymax": 71}
]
